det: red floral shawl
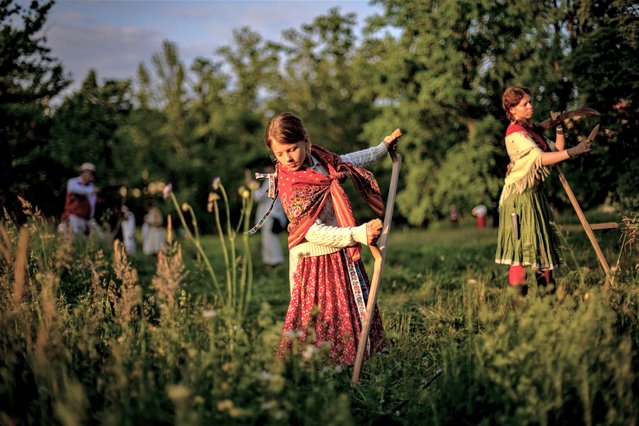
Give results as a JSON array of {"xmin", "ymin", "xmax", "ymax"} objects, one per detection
[{"xmin": 277, "ymin": 144, "xmax": 384, "ymax": 261}]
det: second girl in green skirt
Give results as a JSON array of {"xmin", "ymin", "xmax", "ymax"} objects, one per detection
[{"xmin": 495, "ymin": 86, "xmax": 593, "ymax": 296}]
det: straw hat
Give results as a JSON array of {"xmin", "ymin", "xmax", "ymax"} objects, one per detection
[{"xmin": 79, "ymin": 162, "xmax": 96, "ymax": 172}]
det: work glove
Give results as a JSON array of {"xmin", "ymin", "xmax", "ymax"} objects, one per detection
[{"xmin": 567, "ymin": 138, "xmax": 592, "ymax": 157}]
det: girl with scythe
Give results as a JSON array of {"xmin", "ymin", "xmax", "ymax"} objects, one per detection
[
  {"xmin": 263, "ymin": 112, "xmax": 399, "ymax": 365},
  {"xmin": 496, "ymin": 86, "xmax": 592, "ymax": 296}
]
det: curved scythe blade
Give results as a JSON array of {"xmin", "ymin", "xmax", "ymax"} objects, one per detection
[{"xmin": 537, "ymin": 107, "xmax": 600, "ymax": 130}]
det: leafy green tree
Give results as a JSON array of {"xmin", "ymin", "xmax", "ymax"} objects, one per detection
[
  {"xmin": 0, "ymin": 0, "xmax": 69, "ymax": 217},
  {"xmin": 48, "ymin": 70, "xmax": 132, "ymax": 222},
  {"xmin": 268, "ymin": 8, "xmax": 378, "ymax": 154},
  {"xmin": 561, "ymin": 0, "xmax": 639, "ymax": 210},
  {"xmin": 215, "ymin": 27, "xmax": 278, "ymax": 160},
  {"xmin": 360, "ymin": 0, "xmax": 639, "ymax": 224},
  {"xmin": 49, "ymin": 71, "xmax": 132, "ymax": 182},
  {"xmin": 362, "ymin": 0, "xmax": 543, "ymax": 224}
]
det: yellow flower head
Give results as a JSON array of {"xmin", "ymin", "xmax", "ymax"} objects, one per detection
[{"xmin": 238, "ymin": 186, "xmax": 250, "ymax": 199}]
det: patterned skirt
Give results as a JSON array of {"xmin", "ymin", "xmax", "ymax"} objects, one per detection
[
  {"xmin": 278, "ymin": 249, "xmax": 386, "ymax": 365},
  {"xmin": 495, "ymin": 185, "xmax": 563, "ymax": 270}
]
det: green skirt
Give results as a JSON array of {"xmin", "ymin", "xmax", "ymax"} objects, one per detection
[{"xmin": 495, "ymin": 185, "xmax": 562, "ymax": 270}]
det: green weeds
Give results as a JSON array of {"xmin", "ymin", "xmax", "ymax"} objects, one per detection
[{"xmin": 0, "ymin": 204, "xmax": 638, "ymax": 425}]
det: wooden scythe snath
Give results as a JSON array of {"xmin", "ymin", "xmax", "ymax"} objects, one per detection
[
  {"xmin": 352, "ymin": 129, "xmax": 402, "ymax": 384},
  {"xmin": 548, "ymin": 118, "xmax": 613, "ymax": 289},
  {"xmin": 554, "ymin": 163, "xmax": 612, "ymax": 289}
]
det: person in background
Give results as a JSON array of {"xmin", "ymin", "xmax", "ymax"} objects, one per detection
[
  {"xmin": 60, "ymin": 162, "xmax": 99, "ymax": 235},
  {"xmin": 450, "ymin": 207, "xmax": 460, "ymax": 226},
  {"xmin": 142, "ymin": 201, "xmax": 165, "ymax": 256},
  {"xmin": 495, "ymin": 86, "xmax": 592, "ymax": 297},
  {"xmin": 120, "ymin": 205, "xmax": 137, "ymax": 255},
  {"xmin": 264, "ymin": 111, "xmax": 400, "ymax": 365},
  {"xmin": 471, "ymin": 204, "xmax": 488, "ymax": 229},
  {"xmin": 246, "ymin": 164, "xmax": 286, "ymax": 268}
]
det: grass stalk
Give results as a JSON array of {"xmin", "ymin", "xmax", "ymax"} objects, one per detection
[{"xmin": 168, "ymin": 192, "xmax": 220, "ymax": 294}]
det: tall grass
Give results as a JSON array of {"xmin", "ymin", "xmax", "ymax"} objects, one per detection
[
  {"xmin": 165, "ymin": 180, "xmax": 254, "ymax": 319},
  {"xmin": 0, "ymin": 201, "xmax": 638, "ymax": 425}
]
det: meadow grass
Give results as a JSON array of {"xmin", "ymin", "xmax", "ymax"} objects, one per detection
[{"xmin": 1, "ymin": 208, "xmax": 638, "ymax": 425}]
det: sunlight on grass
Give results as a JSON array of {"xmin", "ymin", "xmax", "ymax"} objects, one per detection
[{"xmin": 1, "ymin": 206, "xmax": 637, "ymax": 424}]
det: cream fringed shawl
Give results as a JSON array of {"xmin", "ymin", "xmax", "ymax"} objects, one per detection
[{"xmin": 498, "ymin": 124, "xmax": 555, "ymax": 206}]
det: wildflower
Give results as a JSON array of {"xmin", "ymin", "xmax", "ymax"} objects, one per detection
[
  {"xmin": 163, "ymin": 183, "xmax": 173, "ymax": 199},
  {"xmin": 229, "ymin": 407, "xmax": 251, "ymax": 417},
  {"xmin": 302, "ymin": 344, "xmax": 320, "ymax": 360},
  {"xmin": 248, "ymin": 180, "xmax": 260, "ymax": 190},
  {"xmin": 467, "ymin": 279, "xmax": 478, "ymax": 285},
  {"xmin": 181, "ymin": 202, "xmax": 189, "ymax": 212},
  {"xmin": 202, "ymin": 309, "xmax": 217, "ymax": 319},
  {"xmin": 273, "ymin": 411, "xmax": 287, "ymax": 420},
  {"xmin": 207, "ymin": 192, "xmax": 220, "ymax": 213},
  {"xmin": 238, "ymin": 186, "xmax": 250, "ymax": 199},
  {"xmin": 261, "ymin": 400, "xmax": 277, "ymax": 410},
  {"xmin": 167, "ymin": 384, "xmax": 191, "ymax": 401},
  {"xmin": 212, "ymin": 177, "xmax": 221, "ymax": 190},
  {"xmin": 216, "ymin": 399, "xmax": 234, "ymax": 412}
]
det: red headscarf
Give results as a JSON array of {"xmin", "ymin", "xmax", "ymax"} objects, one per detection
[{"xmin": 277, "ymin": 144, "xmax": 384, "ymax": 261}]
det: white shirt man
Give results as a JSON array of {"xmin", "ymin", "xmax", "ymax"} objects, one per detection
[{"xmin": 60, "ymin": 162, "xmax": 99, "ymax": 234}]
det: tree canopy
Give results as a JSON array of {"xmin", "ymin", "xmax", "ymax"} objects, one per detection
[{"xmin": 2, "ymin": 0, "xmax": 637, "ymax": 227}]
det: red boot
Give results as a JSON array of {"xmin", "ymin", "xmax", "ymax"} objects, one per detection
[{"xmin": 509, "ymin": 265, "xmax": 528, "ymax": 296}]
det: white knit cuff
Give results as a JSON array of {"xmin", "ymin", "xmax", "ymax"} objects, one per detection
[{"xmin": 352, "ymin": 223, "xmax": 368, "ymax": 245}]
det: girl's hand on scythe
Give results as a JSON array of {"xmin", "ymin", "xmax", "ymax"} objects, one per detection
[
  {"xmin": 366, "ymin": 218, "xmax": 383, "ymax": 246},
  {"xmin": 384, "ymin": 128, "xmax": 402, "ymax": 152}
]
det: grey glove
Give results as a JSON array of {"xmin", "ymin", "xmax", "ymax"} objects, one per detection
[{"xmin": 567, "ymin": 139, "xmax": 592, "ymax": 157}]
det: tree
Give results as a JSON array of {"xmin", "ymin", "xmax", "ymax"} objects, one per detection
[
  {"xmin": 215, "ymin": 27, "xmax": 278, "ymax": 158},
  {"xmin": 269, "ymin": 8, "xmax": 377, "ymax": 154},
  {"xmin": 48, "ymin": 70, "xmax": 133, "ymax": 219},
  {"xmin": 562, "ymin": 0, "xmax": 639, "ymax": 210},
  {"xmin": 0, "ymin": 0, "xmax": 69, "ymax": 217},
  {"xmin": 49, "ymin": 70, "xmax": 132, "ymax": 180},
  {"xmin": 360, "ymin": 0, "xmax": 638, "ymax": 224}
]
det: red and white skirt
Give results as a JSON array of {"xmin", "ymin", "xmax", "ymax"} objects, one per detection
[{"xmin": 278, "ymin": 249, "xmax": 386, "ymax": 365}]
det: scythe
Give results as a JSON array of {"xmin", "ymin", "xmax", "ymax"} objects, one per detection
[{"xmin": 352, "ymin": 129, "xmax": 402, "ymax": 384}]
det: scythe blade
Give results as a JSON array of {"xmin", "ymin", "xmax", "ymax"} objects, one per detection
[{"xmin": 536, "ymin": 107, "xmax": 600, "ymax": 130}]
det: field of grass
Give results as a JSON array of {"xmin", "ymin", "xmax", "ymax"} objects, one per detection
[{"xmin": 1, "ymin": 205, "xmax": 638, "ymax": 425}]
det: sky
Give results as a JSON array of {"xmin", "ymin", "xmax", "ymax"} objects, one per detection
[{"xmin": 40, "ymin": 0, "xmax": 386, "ymax": 91}]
